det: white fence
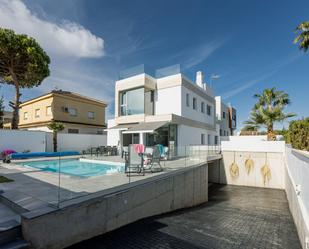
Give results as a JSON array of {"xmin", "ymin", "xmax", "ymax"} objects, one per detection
[{"xmin": 0, "ymin": 130, "xmax": 106, "ymax": 153}]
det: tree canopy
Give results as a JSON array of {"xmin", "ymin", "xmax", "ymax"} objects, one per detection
[
  {"xmin": 294, "ymin": 21, "xmax": 309, "ymax": 52},
  {"xmin": 47, "ymin": 121, "xmax": 65, "ymax": 132},
  {"xmin": 244, "ymin": 88, "xmax": 295, "ymax": 140},
  {"xmin": 0, "ymin": 28, "xmax": 50, "ymax": 129},
  {"xmin": 0, "ymin": 28, "xmax": 50, "ymax": 88}
]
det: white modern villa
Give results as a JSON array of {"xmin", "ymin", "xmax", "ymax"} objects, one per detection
[{"xmin": 107, "ymin": 65, "xmax": 237, "ymax": 153}]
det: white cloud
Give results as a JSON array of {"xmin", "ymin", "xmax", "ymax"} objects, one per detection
[
  {"xmin": 183, "ymin": 40, "xmax": 227, "ymax": 69},
  {"xmin": 170, "ymin": 39, "xmax": 228, "ymax": 69},
  {"xmin": 0, "ymin": 0, "xmax": 104, "ymax": 58}
]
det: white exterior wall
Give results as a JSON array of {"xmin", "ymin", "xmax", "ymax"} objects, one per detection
[
  {"xmin": 215, "ymin": 96, "xmax": 230, "ymax": 136},
  {"xmin": 107, "ymin": 119, "xmax": 120, "ymax": 146},
  {"xmin": 155, "ymin": 85, "xmax": 182, "ymax": 116},
  {"xmin": 177, "ymin": 125, "xmax": 217, "ymax": 147},
  {"xmin": 0, "ymin": 130, "xmax": 46, "ymax": 152},
  {"xmin": 181, "ymin": 86, "xmax": 214, "ymax": 125}
]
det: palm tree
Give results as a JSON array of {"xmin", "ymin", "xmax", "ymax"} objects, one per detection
[
  {"xmin": 47, "ymin": 121, "xmax": 65, "ymax": 152},
  {"xmin": 244, "ymin": 88, "xmax": 295, "ymax": 141},
  {"xmin": 294, "ymin": 21, "xmax": 309, "ymax": 52}
]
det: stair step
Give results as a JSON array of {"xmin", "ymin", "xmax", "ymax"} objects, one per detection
[
  {"xmin": 0, "ymin": 220, "xmax": 21, "ymax": 246},
  {"xmin": 0, "ymin": 239, "xmax": 29, "ymax": 249},
  {"xmin": 0, "ymin": 191, "xmax": 28, "ymax": 215}
]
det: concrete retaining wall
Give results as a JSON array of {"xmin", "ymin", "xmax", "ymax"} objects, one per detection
[
  {"xmin": 21, "ymin": 163, "xmax": 208, "ymax": 249},
  {"xmin": 211, "ymin": 151, "xmax": 285, "ymax": 189}
]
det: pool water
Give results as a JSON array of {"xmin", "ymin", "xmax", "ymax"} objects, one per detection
[{"xmin": 18, "ymin": 159, "xmax": 124, "ymax": 177}]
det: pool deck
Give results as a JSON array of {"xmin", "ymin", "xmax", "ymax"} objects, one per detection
[{"xmin": 0, "ymin": 154, "xmax": 220, "ymax": 211}]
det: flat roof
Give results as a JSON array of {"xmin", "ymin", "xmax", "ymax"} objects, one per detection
[{"xmin": 20, "ymin": 90, "xmax": 108, "ymax": 106}]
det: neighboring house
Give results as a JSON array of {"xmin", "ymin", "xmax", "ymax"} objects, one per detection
[
  {"xmin": 107, "ymin": 65, "xmax": 237, "ymax": 153},
  {"xmin": 215, "ymin": 96, "xmax": 237, "ymax": 136},
  {"xmin": 2, "ymin": 111, "xmax": 13, "ymax": 129},
  {"xmin": 18, "ymin": 90, "xmax": 107, "ymax": 134}
]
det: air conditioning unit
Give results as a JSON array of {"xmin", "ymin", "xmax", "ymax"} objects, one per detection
[{"xmin": 62, "ymin": 106, "xmax": 69, "ymax": 113}]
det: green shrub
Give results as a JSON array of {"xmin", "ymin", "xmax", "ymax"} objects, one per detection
[{"xmin": 285, "ymin": 118, "xmax": 309, "ymax": 151}]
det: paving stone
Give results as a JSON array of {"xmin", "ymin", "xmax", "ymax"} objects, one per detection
[{"xmin": 68, "ymin": 184, "xmax": 301, "ymax": 249}]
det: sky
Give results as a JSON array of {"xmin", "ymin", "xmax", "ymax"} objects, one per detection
[{"xmin": 0, "ymin": 0, "xmax": 308, "ymax": 130}]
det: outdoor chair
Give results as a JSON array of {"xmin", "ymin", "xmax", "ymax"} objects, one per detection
[
  {"xmin": 89, "ymin": 147, "xmax": 98, "ymax": 156},
  {"xmin": 112, "ymin": 146, "xmax": 118, "ymax": 156},
  {"xmin": 122, "ymin": 146, "xmax": 128, "ymax": 158},
  {"xmin": 144, "ymin": 145, "xmax": 163, "ymax": 173},
  {"xmin": 125, "ymin": 145, "xmax": 144, "ymax": 176}
]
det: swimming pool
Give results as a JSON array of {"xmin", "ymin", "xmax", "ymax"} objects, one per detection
[{"xmin": 17, "ymin": 159, "xmax": 125, "ymax": 177}]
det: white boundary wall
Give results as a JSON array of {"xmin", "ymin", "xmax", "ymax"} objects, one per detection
[
  {"xmin": 0, "ymin": 130, "xmax": 46, "ymax": 152},
  {"xmin": 285, "ymin": 146, "xmax": 309, "ymax": 248},
  {"xmin": 221, "ymin": 137, "xmax": 285, "ymax": 153},
  {"xmin": 0, "ymin": 130, "xmax": 106, "ymax": 153},
  {"xmin": 46, "ymin": 133, "xmax": 107, "ymax": 152}
]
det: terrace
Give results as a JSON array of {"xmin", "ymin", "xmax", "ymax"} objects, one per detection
[{"xmin": 0, "ymin": 146, "xmax": 221, "ymax": 208}]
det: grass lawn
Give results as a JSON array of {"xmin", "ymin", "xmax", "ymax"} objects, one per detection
[{"xmin": 0, "ymin": 175, "xmax": 14, "ymax": 183}]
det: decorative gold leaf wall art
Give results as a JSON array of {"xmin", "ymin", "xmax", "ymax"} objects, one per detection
[
  {"xmin": 230, "ymin": 152, "xmax": 239, "ymax": 178},
  {"xmin": 245, "ymin": 155, "xmax": 254, "ymax": 175},
  {"xmin": 261, "ymin": 152, "xmax": 271, "ymax": 184}
]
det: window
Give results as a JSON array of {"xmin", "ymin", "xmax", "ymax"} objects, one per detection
[
  {"xmin": 193, "ymin": 97, "xmax": 197, "ymax": 110},
  {"xmin": 222, "ymin": 111, "xmax": 226, "ymax": 119},
  {"xmin": 208, "ymin": 134, "xmax": 211, "ymax": 145},
  {"xmin": 207, "ymin": 105, "xmax": 211, "ymax": 116},
  {"xmin": 23, "ymin": 112, "xmax": 28, "ymax": 120},
  {"xmin": 68, "ymin": 129, "xmax": 79, "ymax": 134},
  {"xmin": 220, "ymin": 129, "xmax": 222, "ymax": 136},
  {"xmin": 35, "ymin": 109, "xmax": 40, "ymax": 118},
  {"xmin": 215, "ymin": 136, "xmax": 218, "ymax": 145},
  {"xmin": 201, "ymin": 102, "xmax": 205, "ymax": 113},
  {"xmin": 224, "ymin": 130, "xmax": 226, "ymax": 136},
  {"xmin": 46, "ymin": 106, "xmax": 52, "ymax": 116},
  {"xmin": 88, "ymin": 111, "xmax": 95, "ymax": 119},
  {"xmin": 201, "ymin": 134, "xmax": 205, "ymax": 145},
  {"xmin": 68, "ymin": 108, "xmax": 77, "ymax": 116},
  {"xmin": 186, "ymin": 93, "xmax": 190, "ymax": 107},
  {"xmin": 120, "ymin": 88, "xmax": 144, "ymax": 116},
  {"xmin": 132, "ymin": 133, "xmax": 140, "ymax": 144}
]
